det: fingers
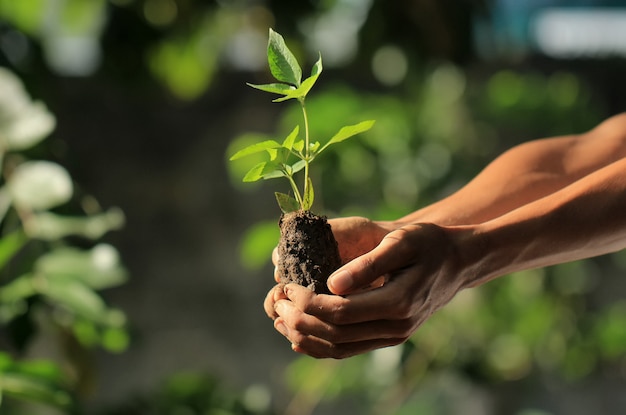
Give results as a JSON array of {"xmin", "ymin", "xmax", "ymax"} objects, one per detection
[
  {"xmin": 272, "ymin": 291, "xmax": 415, "ymax": 358},
  {"xmin": 283, "ymin": 279, "xmax": 424, "ymax": 325},
  {"xmin": 275, "ymin": 297, "xmax": 417, "ymax": 344},
  {"xmin": 263, "ymin": 284, "xmax": 286, "ymax": 319},
  {"xmin": 327, "ymin": 226, "xmax": 418, "ymax": 295},
  {"xmin": 272, "ymin": 247, "xmax": 280, "ymax": 283}
]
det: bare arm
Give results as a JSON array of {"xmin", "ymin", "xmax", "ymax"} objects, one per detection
[
  {"xmin": 401, "ymin": 113, "xmax": 626, "ymax": 226},
  {"xmin": 462, "ymin": 156, "xmax": 626, "ymax": 287}
]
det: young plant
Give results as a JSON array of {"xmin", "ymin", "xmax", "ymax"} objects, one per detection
[
  {"xmin": 230, "ymin": 28, "xmax": 374, "ymax": 214},
  {"xmin": 230, "ymin": 29, "xmax": 374, "ymax": 294}
]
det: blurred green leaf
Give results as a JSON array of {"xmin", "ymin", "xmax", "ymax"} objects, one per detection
[
  {"xmin": 35, "ymin": 244, "xmax": 127, "ymax": 290},
  {"xmin": 26, "ymin": 208, "xmax": 125, "ymax": 240},
  {"xmin": 239, "ymin": 220, "xmax": 279, "ymax": 270},
  {"xmin": 101, "ymin": 327, "xmax": 130, "ymax": 353},
  {"xmin": 0, "ymin": 230, "xmax": 27, "ymax": 270},
  {"xmin": 41, "ymin": 279, "xmax": 107, "ymax": 322},
  {"xmin": 0, "ymin": 0, "xmax": 47, "ymax": 36},
  {"xmin": 0, "ymin": 274, "xmax": 35, "ymax": 303},
  {"xmin": 0, "ymin": 372, "xmax": 71, "ymax": 409}
]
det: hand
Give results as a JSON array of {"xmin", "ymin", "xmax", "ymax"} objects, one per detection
[
  {"xmin": 265, "ymin": 221, "xmax": 470, "ymax": 358},
  {"xmin": 264, "ymin": 216, "xmax": 394, "ymax": 321}
]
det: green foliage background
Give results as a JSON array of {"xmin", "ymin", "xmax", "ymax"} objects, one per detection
[{"xmin": 1, "ymin": 1, "xmax": 626, "ymax": 414}]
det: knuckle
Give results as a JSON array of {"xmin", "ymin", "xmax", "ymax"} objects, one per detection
[
  {"xmin": 289, "ymin": 331, "xmax": 307, "ymax": 347},
  {"xmin": 328, "ymin": 301, "xmax": 351, "ymax": 324},
  {"xmin": 391, "ymin": 295, "xmax": 415, "ymax": 320},
  {"xmin": 358, "ymin": 255, "xmax": 379, "ymax": 280},
  {"xmin": 321, "ymin": 323, "xmax": 342, "ymax": 343}
]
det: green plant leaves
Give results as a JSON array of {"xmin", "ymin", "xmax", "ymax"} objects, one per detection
[
  {"xmin": 319, "ymin": 120, "xmax": 376, "ymax": 154},
  {"xmin": 243, "ymin": 161, "xmax": 282, "ymax": 182},
  {"xmin": 232, "ymin": 29, "xmax": 375, "ymax": 213},
  {"xmin": 246, "ymin": 82, "xmax": 294, "ymax": 96},
  {"xmin": 275, "ymin": 192, "xmax": 300, "ymax": 213},
  {"xmin": 249, "ymin": 33, "xmax": 322, "ymax": 103},
  {"xmin": 0, "ymin": 352, "xmax": 72, "ymax": 409},
  {"xmin": 0, "ymin": 231, "xmax": 26, "ymax": 270},
  {"xmin": 229, "ymin": 140, "xmax": 281, "ymax": 160},
  {"xmin": 267, "ymin": 28, "xmax": 302, "ymax": 87},
  {"xmin": 282, "ymin": 125, "xmax": 299, "ymax": 150}
]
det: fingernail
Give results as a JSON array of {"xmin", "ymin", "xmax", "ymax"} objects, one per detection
[
  {"xmin": 283, "ymin": 284, "xmax": 293, "ymax": 298},
  {"xmin": 328, "ymin": 270, "xmax": 353, "ymax": 293}
]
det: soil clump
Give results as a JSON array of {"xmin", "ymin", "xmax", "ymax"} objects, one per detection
[{"xmin": 277, "ymin": 210, "xmax": 341, "ymax": 294}]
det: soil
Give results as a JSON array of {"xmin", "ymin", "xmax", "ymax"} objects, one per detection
[{"xmin": 276, "ymin": 210, "xmax": 342, "ymax": 294}]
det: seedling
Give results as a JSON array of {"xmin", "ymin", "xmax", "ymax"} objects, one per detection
[
  {"xmin": 230, "ymin": 29, "xmax": 374, "ymax": 293},
  {"xmin": 230, "ymin": 28, "xmax": 374, "ymax": 213}
]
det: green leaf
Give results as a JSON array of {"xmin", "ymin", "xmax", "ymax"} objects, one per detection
[
  {"xmin": 0, "ymin": 231, "xmax": 27, "ymax": 270},
  {"xmin": 275, "ymin": 192, "xmax": 300, "ymax": 213},
  {"xmin": 318, "ymin": 120, "xmax": 376, "ymax": 154},
  {"xmin": 246, "ymin": 82, "xmax": 294, "ymax": 96},
  {"xmin": 293, "ymin": 140, "xmax": 304, "ymax": 153},
  {"xmin": 243, "ymin": 162, "xmax": 268, "ymax": 182},
  {"xmin": 291, "ymin": 160, "xmax": 306, "ymax": 174},
  {"xmin": 282, "ymin": 125, "xmax": 300, "ymax": 150},
  {"xmin": 35, "ymin": 244, "xmax": 127, "ymax": 290},
  {"xmin": 271, "ymin": 72, "xmax": 320, "ymax": 103},
  {"xmin": 0, "ymin": 372, "xmax": 72, "ymax": 409},
  {"xmin": 311, "ymin": 53, "xmax": 323, "ymax": 77},
  {"xmin": 267, "ymin": 28, "xmax": 302, "ymax": 87},
  {"xmin": 309, "ymin": 141, "xmax": 320, "ymax": 153},
  {"xmin": 101, "ymin": 327, "xmax": 130, "ymax": 353},
  {"xmin": 0, "ymin": 274, "xmax": 36, "ymax": 303},
  {"xmin": 263, "ymin": 170, "xmax": 287, "ymax": 180},
  {"xmin": 302, "ymin": 177, "xmax": 314, "ymax": 211},
  {"xmin": 41, "ymin": 280, "xmax": 107, "ymax": 322},
  {"xmin": 26, "ymin": 209, "xmax": 125, "ymax": 241},
  {"xmin": 230, "ymin": 140, "xmax": 281, "ymax": 161},
  {"xmin": 243, "ymin": 161, "xmax": 284, "ymax": 182}
]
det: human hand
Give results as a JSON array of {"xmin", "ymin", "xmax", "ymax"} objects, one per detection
[
  {"xmin": 265, "ymin": 221, "xmax": 470, "ymax": 358},
  {"xmin": 264, "ymin": 216, "xmax": 394, "ymax": 320}
]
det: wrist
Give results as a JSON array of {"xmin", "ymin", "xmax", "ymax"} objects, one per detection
[{"xmin": 439, "ymin": 223, "xmax": 490, "ymax": 291}]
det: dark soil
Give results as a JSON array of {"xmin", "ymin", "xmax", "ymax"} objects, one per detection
[{"xmin": 276, "ymin": 210, "xmax": 341, "ymax": 294}]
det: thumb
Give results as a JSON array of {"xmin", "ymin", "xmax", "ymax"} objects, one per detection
[{"xmin": 327, "ymin": 229, "xmax": 410, "ymax": 295}]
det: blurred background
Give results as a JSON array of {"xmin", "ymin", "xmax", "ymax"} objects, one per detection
[{"xmin": 1, "ymin": 0, "xmax": 626, "ymax": 414}]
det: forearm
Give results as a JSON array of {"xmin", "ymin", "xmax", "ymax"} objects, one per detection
[
  {"xmin": 399, "ymin": 113, "xmax": 626, "ymax": 227},
  {"xmin": 455, "ymin": 157, "xmax": 626, "ymax": 288}
]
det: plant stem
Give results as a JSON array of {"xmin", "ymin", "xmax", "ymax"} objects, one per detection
[
  {"xmin": 285, "ymin": 172, "xmax": 303, "ymax": 207},
  {"xmin": 299, "ymin": 98, "xmax": 310, "ymax": 210}
]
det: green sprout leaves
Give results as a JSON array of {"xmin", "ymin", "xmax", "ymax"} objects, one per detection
[
  {"xmin": 267, "ymin": 28, "xmax": 301, "ymax": 87},
  {"xmin": 231, "ymin": 28, "xmax": 375, "ymax": 213},
  {"xmin": 247, "ymin": 29, "xmax": 323, "ymax": 103}
]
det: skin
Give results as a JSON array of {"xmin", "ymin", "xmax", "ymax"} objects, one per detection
[{"xmin": 264, "ymin": 113, "xmax": 626, "ymax": 359}]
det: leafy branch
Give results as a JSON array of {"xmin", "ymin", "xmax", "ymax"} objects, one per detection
[{"xmin": 230, "ymin": 28, "xmax": 375, "ymax": 213}]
